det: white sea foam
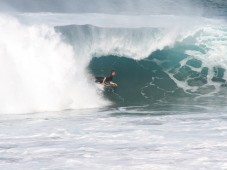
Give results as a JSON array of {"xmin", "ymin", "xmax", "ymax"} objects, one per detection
[
  {"xmin": 0, "ymin": 15, "xmax": 108, "ymax": 114},
  {"xmin": 174, "ymin": 26, "xmax": 227, "ymax": 96},
  {"xmin": 0, "ymin": 109, "xmax": 227, "ymax": 170}
]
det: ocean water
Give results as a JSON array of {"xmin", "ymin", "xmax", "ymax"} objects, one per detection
[{"xmin": 0, "ymin": 0, "xmax": 227, "ymax": 169}]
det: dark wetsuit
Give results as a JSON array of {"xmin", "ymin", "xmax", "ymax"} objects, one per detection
[{"xmin": 95, "ymin": 75, "xmax": 113, "ymax": 84}]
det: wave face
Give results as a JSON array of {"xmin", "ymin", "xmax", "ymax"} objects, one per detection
[{"xmin": 55, "ymin": 23, "xmax": 227, "ymax": 106}]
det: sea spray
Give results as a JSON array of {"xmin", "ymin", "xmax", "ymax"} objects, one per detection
[{"xmin": 0, "ymin": 15, "xmax": 108, "ymax": 114}]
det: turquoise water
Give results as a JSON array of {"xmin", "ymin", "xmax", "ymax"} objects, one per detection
[{"xmin": 56, "ymin": 24, "xmax": 227, "ymax": 106}]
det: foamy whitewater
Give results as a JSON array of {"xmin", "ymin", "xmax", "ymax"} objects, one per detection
[{"xmin": 0, "ymin": 0, "xmax": 227, "ymax": 169}]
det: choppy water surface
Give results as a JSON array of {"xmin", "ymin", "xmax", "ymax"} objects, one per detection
[{"xmin": 0, "ymin": 106, "xmax": 227, "ymax": 170}]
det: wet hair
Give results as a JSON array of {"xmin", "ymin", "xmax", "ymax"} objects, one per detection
[{"xmin": 110, "ymin": 70, "xmax": 116, "ymax": 76}]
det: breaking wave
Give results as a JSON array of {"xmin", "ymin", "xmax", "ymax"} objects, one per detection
[{"xmin": 0, "ymin": 13, "xmax": 227, "ymax": 113}]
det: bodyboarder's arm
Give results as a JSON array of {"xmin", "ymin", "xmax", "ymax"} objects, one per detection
[
  {"xmin": 110, "ymin": 81, "xmax": 118, "ymax": 86},
  {"xmin": 102, "ymin": 77, "xmax": 106, "ymax": 85}
]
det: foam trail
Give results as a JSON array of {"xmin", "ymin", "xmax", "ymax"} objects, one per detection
[
  {"xmin": 0, "ymin": 15, "xmax": 108, "ymax": 114},
  {"xmin": 182, "ymin": 26, "xmax": 227, "ymax": 95}
]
